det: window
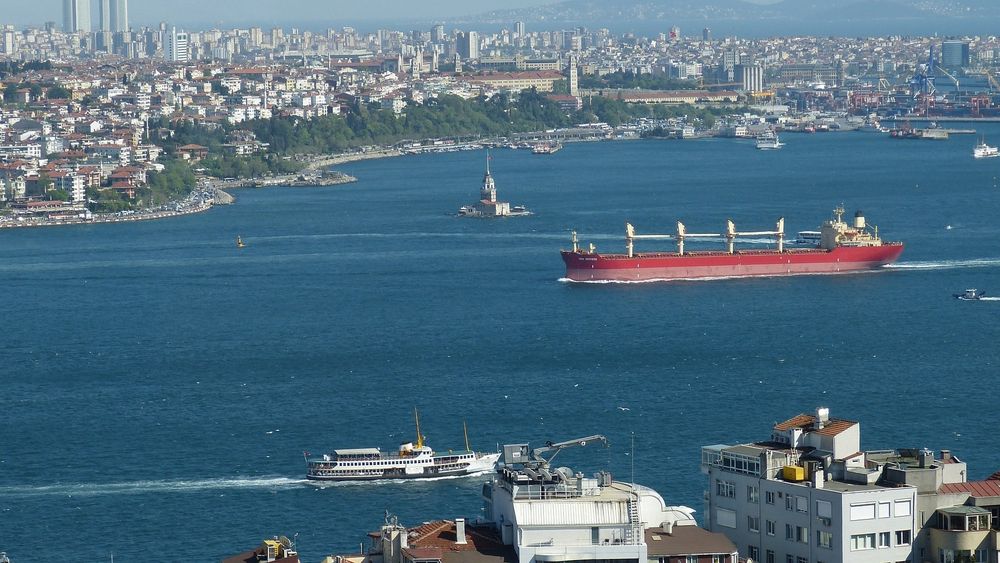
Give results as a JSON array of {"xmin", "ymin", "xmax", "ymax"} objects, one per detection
[
  {"xmin": 686, "ymin": 557, "xmax": 698, "ymax": 563},
  {"xmin": 878, "ymin": 531, "xmax": 891, "ymax": 548},
  {"xmin": 747, "ymin": 546, "xmax": 759, "ymax": 560},
  {"xmin": 765, "ymin": 549, "xmax": 774, "ymax": 563},
  {"xmin": 716, "ymin": 508, "xmax": 736, "ymax": 529},
  {"xmin": 817, "ymin": 530, "xmax": 833, "ymax": 548},
  {"xmin": 766, "ymin": 520, "xmax": 776, "ymax": 536},
  {"xmin": 785, "ymin": 556, "xmax": 794, "ymax": 563},
  {"xmin": 895, "ymin": 499, "xmax": 912, "ymax": 517},
  {"xmin": 851, "ymin": 533, "xmax": 876, "ymax": 551},
  {"xmin": 786, "ymin": 496, "xmax": 795, "ymax": 511},
  {"xmin": 850, "ymin": 503, "xmax": 876, "ymax": 520},
  {"xmin": 748, "ymin": 484, "xmax": 759, "ymax": 504},
  {"xmin": 766, "ymin": 490, "xmax": 776, "ymax": 504},
  {"xmin": 878, "ymin": 501, "xmax": 891, "ymax": 518},
  {"xmin": 716, "ymin": 480, "xmax": 735, "ymax": 498},
  {"xmin": 796, "ymin": 558, "xmax": 807, "ymax": 563},
  {"xmin": 786, "ymin": 523, "xmax": 794, "ymax": 540},
  {"xmin": 796, "ymin": 496, "xmax": 808, "ymax": 513},
  {"xmin": 748, "ymin": 515, "xmax": 760, "ymax": 533},
  {"xmin": 796, "ymin": 526, "xmax": 809, "ymax": 543},
  {"xmin": 816, "ymin": 499, "xmax": 832, "ymax": 519},
  {"xmin": 895, "ymin": 529, "xmax": 911, "ymax": 545}
]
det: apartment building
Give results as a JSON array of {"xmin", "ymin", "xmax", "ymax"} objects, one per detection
[{"xmin": 702, "ymin": 409, "xmax": 921, "ymax": 563}]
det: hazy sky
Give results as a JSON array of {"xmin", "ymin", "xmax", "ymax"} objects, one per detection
[{"xmin": 4, "ymin": 0, "xmax": 553, "ymax": 27}]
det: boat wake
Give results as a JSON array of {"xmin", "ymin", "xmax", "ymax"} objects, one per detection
[
  {"xmin": 0, "ymin": 476, "xmax": 308, "ymax": 498},
  {"xmin": 973, "ymin": 296, "xmax": 1000, "ymax": 301},
  {"xmin": 885, "ymin": 258, "xmax": 1000, "ymax": 271}
]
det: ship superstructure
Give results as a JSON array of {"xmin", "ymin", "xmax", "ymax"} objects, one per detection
[
  {"xmin": 305, "ymin": 412, "xmax": 500, "ymax": 482},
  {"xmin": 562, "ymin": 206, "xmax": 903, "ymax": 282}
]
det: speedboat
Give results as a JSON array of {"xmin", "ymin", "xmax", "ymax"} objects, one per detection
[{"xmin": 954, "ymin": 288, "xmax": 985, "ymax": 301}]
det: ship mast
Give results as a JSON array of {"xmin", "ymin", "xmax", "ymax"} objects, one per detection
[
  {"xmin": 414, "ymin": 408, "xmax": 424, "ymax": 449},
  {"xmin": 463, "ymin": 420, "xmax": 471, "ymax": 452}
]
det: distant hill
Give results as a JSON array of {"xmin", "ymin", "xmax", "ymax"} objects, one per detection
[{"xmin": 469, "ymin": 0, "xmax": 1000, "ymax": 28}]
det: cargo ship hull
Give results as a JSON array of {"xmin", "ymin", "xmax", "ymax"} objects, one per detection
[{"xmin": 561, "ymin": 244, "xmax": 904, "ymax": 282}]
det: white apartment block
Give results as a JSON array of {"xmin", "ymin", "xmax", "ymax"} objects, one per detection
[
  {"xmin": 486, "ymin": 439, "xmax": 737, "ymax": 563},
  {"xmin": 702, "ymin": 409, "xmax": 921, "ymax": 563}
]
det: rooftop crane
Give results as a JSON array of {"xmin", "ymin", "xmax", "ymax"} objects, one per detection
[{"xmin": 527, "ymin": 435, "xmax": 609, "ymax": 469}]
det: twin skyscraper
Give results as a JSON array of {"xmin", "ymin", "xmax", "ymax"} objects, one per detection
[{"xmin": 63, "ymin": 0, "xmax": 129, "ymax": 34}]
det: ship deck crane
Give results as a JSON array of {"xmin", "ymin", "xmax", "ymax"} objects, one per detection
[
  {"xmin": 625, "ymin": 219, "xmax": 785, "ymax": 257},
  {"xmin": 529, "ymin": 435, "xmax": 609, "ymax": 469}
]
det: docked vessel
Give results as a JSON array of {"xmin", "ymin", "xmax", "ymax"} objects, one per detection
[
  {"xmin": 954, "ymin": 288, "xmax": 986, "ymax": 301},
  {"xmin": 561, "ymin": 206, "xmax": 904, "ymax": 282},
  {"xmin": 532, "ymin": 142, "xmax": 562, "ymax": 155},
  {"xmin": 458, "ymin": 151, "xmax": 530, "ymax": 218},
  {"xmin": 305, "ymin": 412, "xmax": 500, "ymax": 482},
  {"xmin": 973, "ymin": 139, "xmax": 999, "ymax": 159}
]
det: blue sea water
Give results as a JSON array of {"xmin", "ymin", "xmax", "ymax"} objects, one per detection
[{"xmin": 3, "ymin": 129, "xmax": 1000, "ymax": 561}]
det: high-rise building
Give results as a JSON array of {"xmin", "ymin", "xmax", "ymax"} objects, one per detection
[
  {"xmin": 941, "ymin": 40, "xmax": 970, "ymax": 69},
  {"xmin": 568, "ymin": 56, "xmax": 579, "ymax": 97},
  {"xmin": 515, "ymin": 21, "xmax": 525, "ymax": 38},
  {"xmin": 63, "ymin": 0, "xmax": 92, "ymax": 33},
  {"xmin": 1, "ymin": 30, "xmax": 16, "ymax": 56},
  {"xmin": 99, "ymin": 0, "xmax": 111, "ymax": 31},
  {"xmin": 431, "ymin": 23, "xmax": 445, "ymax": 43},
  {"xmin": 702, "ymin": 27, "xmax": 711, "ymax": 42},
  {"xmin": 457, "ymin": 31, "xmax": 479, "ymax": 60},
  {"xmin": 165, "ymin": 27, "xmax": 189, "ymax": 62},
  {"xmin": 110, "ymin": 0, "xmax": 128, "ymax": 33},
  {"xmin": 738, "ymin": 64, "xmax": 764, "ymax": 93}
]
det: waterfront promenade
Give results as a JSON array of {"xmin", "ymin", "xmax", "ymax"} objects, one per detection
[{"xmin": 0, "ymin": 189, "xmax": 228, "ymax": 230}]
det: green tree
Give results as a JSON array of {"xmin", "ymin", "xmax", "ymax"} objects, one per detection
[{"xmin": 47, "ymin": 85, "xmax": 71, "ymax": 99}]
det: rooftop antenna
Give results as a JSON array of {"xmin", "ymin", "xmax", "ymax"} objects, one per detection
[{"xmin": 630, "ymin": 432, "xmax": 635, "ymax": 486}]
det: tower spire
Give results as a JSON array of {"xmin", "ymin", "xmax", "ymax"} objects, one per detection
[{"xmin": 485, "ymin": 148, "xmax": 491, "ymax": 176}]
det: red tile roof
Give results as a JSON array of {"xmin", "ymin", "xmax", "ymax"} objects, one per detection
[
  {"xmin": 774, "ymin": 413, "xmax": 857, "ymax": 437},
  {"xmin": 940, "ymin": 480, "xmax": 1000, "ymax": 497}
]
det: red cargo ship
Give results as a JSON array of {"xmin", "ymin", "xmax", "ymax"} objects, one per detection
[{"xmin": 561, "ymin": 206, "xmax": 904, "ymax": 282}]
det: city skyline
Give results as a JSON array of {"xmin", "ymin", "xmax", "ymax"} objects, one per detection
[{"xmin": 6, "ymin": 0, "xmax": 556, "ymax": 28}]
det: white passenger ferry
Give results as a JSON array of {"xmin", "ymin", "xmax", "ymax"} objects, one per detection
[{"xmin": 305, "ymin": 412, "xmax": 500, "ymax": 482}]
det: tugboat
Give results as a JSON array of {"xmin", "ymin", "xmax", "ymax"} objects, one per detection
[
  {"xmin": 954, "ymin": 288, "xmax": 986, "ymax": 301},
  {"xmin": 305, "ymin": 409, "xmax": 500, "ymax": 482}
]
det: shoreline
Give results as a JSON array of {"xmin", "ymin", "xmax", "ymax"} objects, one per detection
[{"xmin": 0, "ymin": 189, "xmax": 224, "ymax": 230}]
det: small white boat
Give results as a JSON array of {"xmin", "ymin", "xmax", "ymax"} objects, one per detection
[
  {"xmin": 973, "ymin": 139, "xmax": 999, "ymax": 159},
  {"xmin": 954, "ymin": 288, "xmax": 986, "ymax": 301}
]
